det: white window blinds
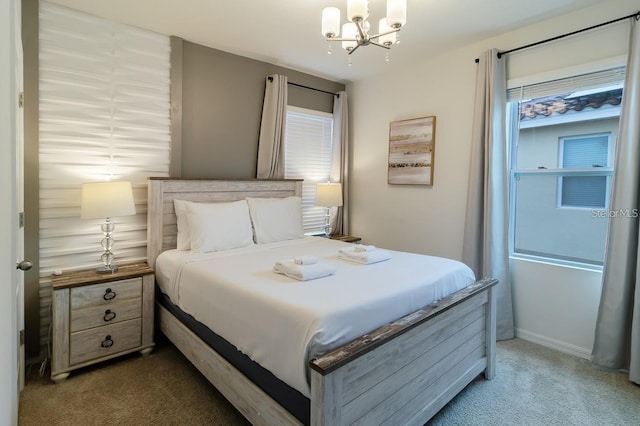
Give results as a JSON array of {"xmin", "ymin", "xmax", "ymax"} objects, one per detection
[
  {"xmin": 561, "ymin": 135, "xmax": 610, "ymax": 168},
  {"xmin": 284, "ymin": 107, "xmax": 334, "ymax": 233},
  {"xmin": 507, "ymin": 66, "xmax": 625, "ymax": 101},
  {"xmin": 38, "ymin": 1, "xmax": 170, "ymax": 354}
]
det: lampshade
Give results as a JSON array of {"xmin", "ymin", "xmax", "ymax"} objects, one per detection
[
  {"xmin": 342, "ymin": 23, "xmax": 358, "ymax": 51},
  {"xmin": 316, "ymin": 183, "xmax": 343, "ymax": 207},
  {"xmin": 81, "ymin": 181, "xmax": 136, "ymax": 219},
  {"xmin": 322, "ymin": 7, "xmax": 341, "ymax": 37},
  {"xmin": 379, "ymin": 18, "xmax": 396, "ymax": 45},
  {"xmin": 387, "ymin": 0, "xmax": 407, "ymax": 28},
  {"xmin": 347, "ymin": 0, "xmax": 369, "ymax": 22}
]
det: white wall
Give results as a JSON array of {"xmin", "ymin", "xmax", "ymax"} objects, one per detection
[
  {"xmin": 348, "ymin": 0, "xmax": 640, "ymax": 356},
  {"xmin": 0, "ymin": 0, "xmax": 19, "ymax": 423},
  {"xmin": 511, "ymin": 259, "xmax": 602, "ymax": 358}
]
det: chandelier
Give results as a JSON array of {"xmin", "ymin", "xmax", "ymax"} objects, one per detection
[{"xmin": 321, "ymin": 0, "xmax": 407, "ymax": 63}]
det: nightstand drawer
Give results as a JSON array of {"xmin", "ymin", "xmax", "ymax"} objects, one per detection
[
  {"xmin": 71, "ymin": 277, "xmax": 142, "ymax": 309},
  {"xmin": 70, "ymin": 318, "xmax": 142, "ymax": 365},
  {"xmin": 70, "ymin": 298, "xmax": 142, "ymax": 333}
]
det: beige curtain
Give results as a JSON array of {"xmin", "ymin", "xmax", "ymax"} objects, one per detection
[
  {"xmin": 257, "ymin": 74, "xmax": 288, "ymax": 179},
  {"xmin": 330, "ymin": 91, "xmax": 349, "ymax": 235},
  {"xmin": 592, "ymin": 16, "xmax": 640, "ymax": 384},
  {"xmin": 462, "ymin": 48, "xmax": 514, "ymax": 341}
]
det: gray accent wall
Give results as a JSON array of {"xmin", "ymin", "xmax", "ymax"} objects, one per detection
[
  {"xmin": 22, "ymin": 0, "xmax": 40, "ymax": 359},
  {"xmin": 175, "ymin": 37, "xmax": 345, "ymax": 178}
]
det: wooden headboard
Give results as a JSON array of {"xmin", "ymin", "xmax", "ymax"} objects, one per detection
[{"xmin": 146, "ymin": 178, "xmax": 303, "ymax": 268}]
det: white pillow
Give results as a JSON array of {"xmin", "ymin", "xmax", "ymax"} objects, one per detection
[
  {"xmin": 173, "ymin": 199, "xmax": 191, "ymax": 250},
  {"xmin": 185, "ymin": 200, "xmax": 254, "ymax": 253},
  {"xmin": 246, "ymin": 196, "xmax": 305, "ymax": 244}
]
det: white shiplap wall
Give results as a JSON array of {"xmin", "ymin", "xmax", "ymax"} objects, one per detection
[{"xmin": 38, "ymin": 1, "xmax": 170, "ymax": 357}]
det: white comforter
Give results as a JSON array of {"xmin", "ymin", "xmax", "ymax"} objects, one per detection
[{"xmin": 155, "ymin": 237, "xmax": 475, "ymax": 397}]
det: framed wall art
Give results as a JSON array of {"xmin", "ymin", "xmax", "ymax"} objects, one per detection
[{"xmin": 388, "ymin": 116, "xmax": 436, "ymax": 185}]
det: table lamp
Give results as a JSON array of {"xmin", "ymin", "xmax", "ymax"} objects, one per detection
[
  {"xmin": 81, "ymin": 181, "xmax": 136, "ymax": 273},
  {"xmin": 316, "ymin": 182, "xmax": 343, "ymax": 237}
]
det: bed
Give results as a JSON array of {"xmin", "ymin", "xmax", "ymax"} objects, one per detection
[{"xmin": 147, "ymin": 177, "xmax": 497, "ymax": 426}]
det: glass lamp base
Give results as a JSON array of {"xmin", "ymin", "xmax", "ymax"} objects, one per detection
[
  {"xmin": 324, "ymin": 207, "xmax": 332, "ymax": 238},
  {"xmin": 96, "ymin": 264, "xmax": 118, "ymax": 274}
]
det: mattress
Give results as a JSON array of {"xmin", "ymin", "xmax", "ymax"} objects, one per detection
[
  {"xmin": 156, "ymin": 290, "xmax": 310, "ymax": 423},
  {"xmin": 155, "ymin": 236, "xmax": 475, "ymax": 397}
]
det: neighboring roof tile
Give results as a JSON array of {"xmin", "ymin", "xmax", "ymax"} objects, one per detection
[{"xmin": 520, "ymin": 89, "xmax": 622, "ymax": 121}]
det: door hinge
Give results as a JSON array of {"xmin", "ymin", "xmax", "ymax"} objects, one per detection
[
  {"xmin": 19, "ymin": 212, "xmax": 24, "ymax": 228},
  {"xmin": 19, "ymin": 330, "xmax": 24, "ymax": 346},
  {"xmin": 18, "ymin": 92, "xmax": 24, "ymax": 108}
]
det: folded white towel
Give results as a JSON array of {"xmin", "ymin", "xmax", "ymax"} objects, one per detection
[
  {"xmin": 338, "ymin": 246, "xmax": 392, "ymax": 264},
  {"xmin": 273, "ymin": 260, "xmax": 337, "ymax": 281},
  {"xmin": 293, "ymin": 255, "xmax": 319, "ymax": 265},
  {"xmin": 353, "ymin": 244, "xmax": 376, "ymax": 252}
]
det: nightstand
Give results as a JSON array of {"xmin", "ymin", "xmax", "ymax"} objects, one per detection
[
  {"xmin": 50, "ymin": 263, "xmax": 155, "ymax": 383},
  {"xmin": 330, "ymin": 234, "xmax": 362, "ymax": 244}
]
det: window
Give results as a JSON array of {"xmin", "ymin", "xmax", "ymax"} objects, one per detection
[
  {"xmin": 284, "ymin": 106, "xmax": 334, "ymax": 234},
  {"xmin": 559, "ymin": 133, "xmax": 611, "ymax": 209},
  {"xmin": 509, "ymin": 67, "xmax": 624, "ymax": 267}
]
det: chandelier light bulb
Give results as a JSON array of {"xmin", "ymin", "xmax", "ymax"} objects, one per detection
[{"xmin": 363, "ymin": 20, "xmax": 371, "ymax": 34}]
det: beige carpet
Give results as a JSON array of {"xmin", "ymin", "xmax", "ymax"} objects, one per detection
[
  {"xmin": 19, "ymin": 337, "xmax": 640, "ymax": 425},
  {"xmin": 19, "ymin": 336, "xmax": 249, "ymax": 426}
]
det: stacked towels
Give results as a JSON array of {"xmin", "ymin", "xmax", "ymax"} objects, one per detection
[
  {"xmin": 273, "ymin": 256, "xmax": 336, "ymax": 281},
  {"xmin": 339, "ymin": 244, "xmax": 392, "ymax": 264}
]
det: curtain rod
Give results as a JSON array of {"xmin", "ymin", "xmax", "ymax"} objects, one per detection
[
  {"xmin": 267, "ymin": 76, "xmax": 339, "ymax": 97},
  {"xmin": 474, "ymin": 11, "xmax": 640, "ymax": 63}
]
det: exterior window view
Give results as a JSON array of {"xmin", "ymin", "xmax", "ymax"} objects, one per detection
[{"xmin": 510, "ymin": 85, "xmax": 622, "ymax": 266}]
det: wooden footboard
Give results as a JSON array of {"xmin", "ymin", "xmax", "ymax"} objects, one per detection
[
  {"xmin": 309, "ymin": 278, "xmax": 497, "ymax": 425},
  {"xmin": 156, "ymin": 278, "xmax": 496, "ymax": 426}
]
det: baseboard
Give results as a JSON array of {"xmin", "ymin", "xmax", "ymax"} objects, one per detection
[{"xmin": 514, "ymin": 328, "xmax": 592, "ymax": 360}]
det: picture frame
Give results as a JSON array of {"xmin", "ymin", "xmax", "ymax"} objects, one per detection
[{"xmin": 388, "ymin": 116, "xmax": 436, "ymax": 185}]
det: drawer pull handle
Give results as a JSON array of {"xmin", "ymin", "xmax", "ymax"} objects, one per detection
[
  {"xmin": 101, "ymin": 335, "xmax": 114, "ymax": 348},
  {"xmin": 103, "ymin": 309, "xmax": 117, "ymax": 322},
  {"xmin": 103, "ymin": 288, "xmax": 116, "ymax": 301}
]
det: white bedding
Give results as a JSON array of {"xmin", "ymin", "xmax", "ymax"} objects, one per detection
[{"xmin": 155, "ymin": 236, "xmax": 475, "ymax": 397}]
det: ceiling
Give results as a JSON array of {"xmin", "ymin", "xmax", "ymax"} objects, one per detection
[{"xmin": 47, "ymin": 0, "xmax": 604, "ymax": 84}]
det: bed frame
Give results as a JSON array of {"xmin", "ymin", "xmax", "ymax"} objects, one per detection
[{"xmin": 147, "ymin": 177, "xmax": 497, "ymax": 425}]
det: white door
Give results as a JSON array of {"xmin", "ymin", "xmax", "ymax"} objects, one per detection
[
  {"xmin": 2, "ymin": 0, "xmax": 22, "ymax": 420},
  {"xmin": 14, "ymin": 0, "xmax": 26, "ymax": 393}
]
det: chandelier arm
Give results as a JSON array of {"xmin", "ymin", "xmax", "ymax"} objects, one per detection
[
  {"xmin": 354, "ymin": 19, "xmax": 366, "ymax": 40},
  {"xmin": 369, "ymin": 40, "xmax": 391, "ymax": 50},
  {"xmin": 348, "ymin": 44, "xmax": 361, "ymax": 55},
  {"xmin": 325, "ymin": 37, "xmax": 358, "ymax": 42},
  {"xmin": 368, "ymin": 28, "xmax": 401, "ymax": 40}
]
